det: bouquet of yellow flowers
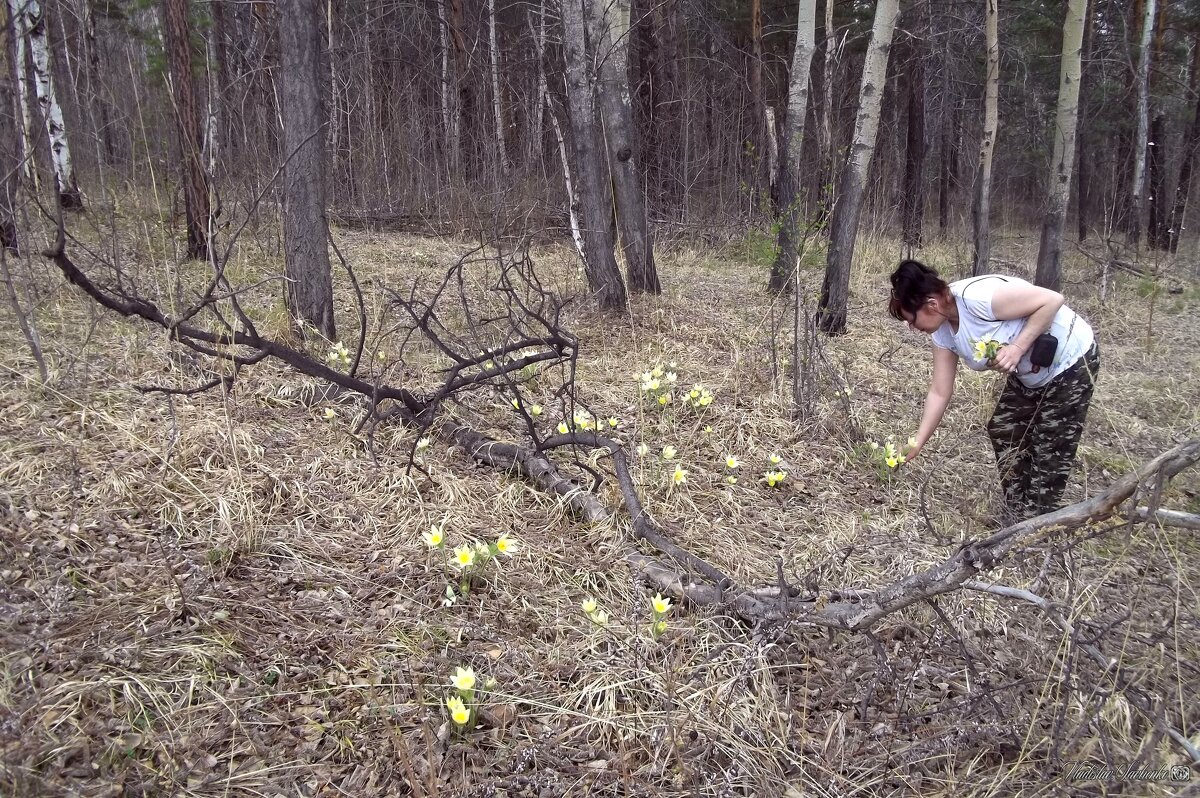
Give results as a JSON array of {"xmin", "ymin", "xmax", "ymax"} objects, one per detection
[{"xmin": 972, "ymin": 338, "xmax": 1002, "ymax": 362}]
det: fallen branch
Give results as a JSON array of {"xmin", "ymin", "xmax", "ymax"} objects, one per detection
[{"xmin": 1124, "ymin": 506, "xmax": 1200, "ymax": 531}]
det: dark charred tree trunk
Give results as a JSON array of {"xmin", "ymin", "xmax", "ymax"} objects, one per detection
[
  {"xmin": 1167, "ymin": 43, "xmax": 1200, "ymax": 255},
  {"xmin": 0, "ymin": 64, "xmax": 19, "ymax": 254},
  {"xmin": 162, "ymin": 0, "xmax": 212, "ymax": 261},
  {"xmin": 1146, "ymin": 113, "xmax": 1166, "ymax": 249},
  {"xmin": 278, "ymin": 0, "xmax": 336, "ymax": 339}
]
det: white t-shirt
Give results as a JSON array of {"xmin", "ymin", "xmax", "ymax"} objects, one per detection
[{"xmin": 930, "ymin": 275, "xmax": 1094, "ymax": 389}]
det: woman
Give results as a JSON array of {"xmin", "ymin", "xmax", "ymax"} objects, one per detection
[{"xmin": 888, "ymin": 260, "xmax": 1100, "ymax": 522}]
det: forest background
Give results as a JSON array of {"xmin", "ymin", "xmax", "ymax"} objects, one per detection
[{"xmin": 2, "ymin": 0, "xmax": 1200, "ymax": 794}]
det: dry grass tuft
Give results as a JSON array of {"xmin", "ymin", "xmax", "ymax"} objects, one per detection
[{"xmin": 1, "ymin": 212, "xmax": 1198, "ymax": 796}]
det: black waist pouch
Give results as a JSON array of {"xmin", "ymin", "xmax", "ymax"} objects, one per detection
[{"xmin": 1030, "ymin": 333, "xmax": 1058, "ymax": 368}]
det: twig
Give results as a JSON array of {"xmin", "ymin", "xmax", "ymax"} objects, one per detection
[{"xmin": 963, "ymin": 579, "xmax": 1200, "ymax": 763}]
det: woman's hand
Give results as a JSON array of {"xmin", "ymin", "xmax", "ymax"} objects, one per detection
[{"xmin": 991, "ymin": 342, "xmax": 1026, "ymax": 373}]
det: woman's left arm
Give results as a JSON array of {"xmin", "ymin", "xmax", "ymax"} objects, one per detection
[{"xmin": 990, "ymin": 283, "xmax": 1065, "ymax": 372}]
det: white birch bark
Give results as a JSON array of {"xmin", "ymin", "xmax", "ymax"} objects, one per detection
[
  {"xmin": 7, "ymin": 0, "xmax": 39, "ymax": 189},
  {"xmin": 972, "ymin": 0, "xmax": 999, "ymax": 275},
  {"xmin": 770, "ymin": 0, "xmax": 816, "ymax": 292},
  {"xmin": 23, "ymin": 0, "xmax": 81, "ymax": 208},
  {"xmin": 1128, "ymin": 0, "xmax": 1155, "ymax": 247},
  {"xmin": 488, "ymin": 0, "xmax": 509, "ymax": 175},
  {"xmin": 1034, "ymin": 0, "xmax": 1086, "ymax": 290},
  {"xmin": 818, "ymin": 0, "xmax": 898, "ymax": 333}
]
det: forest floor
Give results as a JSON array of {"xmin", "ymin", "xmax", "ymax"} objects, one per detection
[{"xmin": 2, "ymin": 213, "xmax": 1199, "ymax": 797}]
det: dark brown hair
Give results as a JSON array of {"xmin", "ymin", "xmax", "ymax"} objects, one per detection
[{"xmin": 888, "ymin": 260, "xmax": 948, "ymax": 321}]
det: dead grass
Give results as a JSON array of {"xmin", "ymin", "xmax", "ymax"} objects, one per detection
[{"xmin": 1, "ymin": 207, "xmax": 1199, "ymax": 797}]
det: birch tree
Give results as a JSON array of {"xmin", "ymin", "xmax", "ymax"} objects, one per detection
[
  {"xmin": 769, "ymin": 0, "xmax": 817, "ymax": 292},
  {"xmin": 560, "ymin": 0, "xmax": 626, "ymax": 309},
  {"xmin": 1167, "ymin": 44, "xmax": 1200, "ymax": 255},
  {"xmin": 488, "ymin": 0, "xmax": 510, "ymax": 176},
  {"xmin": 278, "ymin": 0, "xmax": 336, "ymax": 338},
  {"xmin": 1126, "ymin": 0, "xmax": 1155, "ymax": 248},
  {"xmin": 22, "ymin": 0, "xmax": 82, "ymax": 209},
  {"xmin": 971, "ymin": 0, "xmax": 999, "ymax": 275},
  {"xmin": 817, "ymin": 0, "xmax": 835, "ymax": 214},
  {"xmin": 818, "ymin": 0, "xmax": 899, "ymax": 334},
  {"xmin": 6, "ymin": 0, "xmax": 38, "ymax": 189},
  {"xmin": 1034, "ymin": 0, "xmax": 1087, "ymax": 291},
  {"xmin": 162, "ymin": 0, "xmax": 212, "ymax": 261},
  {"xmin": 589, "ymin": 0, "xmax": 659, "ymax": 293}
]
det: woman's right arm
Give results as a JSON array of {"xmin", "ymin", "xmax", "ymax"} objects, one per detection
[{"xmin": 907, "ymin": 346, "xmax": 959, "ymax": 461}]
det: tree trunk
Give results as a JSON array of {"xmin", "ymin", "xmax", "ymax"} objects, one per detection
[
  {"xmin": 770, "ymin": 0, "xmax": 817, "ymax": 292},
  {"xmin": 971, "ymin": 0, "xmax": 998, "ymax": 275},
  {"xmin": 818, "ymin": 0, "xmax": 899, "ymax": 334},
  {"xmin": 488, "ymin": 0, "xmax": 510, "ymax": 176},
  {"xmin": 80, "ymin": 0, "xmax": 116, "ymax": 164},
  {"xmin": 529, "ymin": 0, "xmax": 547, "ymax": 167},
  {"xmin": 278, "ymin": 0, "xmax": 336, "ymax": 339},
  {"xmin": 6, "ymin": 0, "xmax": 38, "ymax": 189},
  {"xmin": 902, "ymin": 0, "xmax": 929, "ymax": 252},
  {"xmin": 1126, "ymin": 0, "xmax": 1155, "ymax": 248},
  {"xmin": 560, "ymin": 0, "xmax": 626, "ymax": 309},
  {"xmin": 1167, "ymin": 42, "xmax": 1200, "ymax": 255},
  {"xmin": 816, "ymin": 0, "xmax": 835, "ymax": 218},
  {"xmin": 437, "ymin": 0, "xmax": 459, "ymax": 178},
  {"xmin": 207, "ymin": 0, "xmax": 229, "ymax": 169},
  {"xmin": 162, "ymin": 0, "xmax": 212, "ymax": 261},
  {"xmin": 750, "ymin": 0, "xmax": 764, "ymax": 193},
  {"xmin": 1146, "ymin": 113, "xmax": 1165, "ymax": 249},
  {"xmin": 23, "ymin": 0, "xmax": 82, "ymax": 209},
  {"xmin": 0, "ymin": 55, "xmax": 19, "ymax": 254},
  {"xmin": 589, "ymin": 0, "xmax": 659, "ymax": 293},
  {"xmin": 1034, "ymin": 0, "xmax": 1086, "ymax": 291},
  {"xmin": 1075, "ymin": 3, "xmax": 1093, "ymax": 242}
]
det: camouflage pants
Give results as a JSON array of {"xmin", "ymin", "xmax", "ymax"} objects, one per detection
[{"xmin": 986, "ymin": 343, "xmax": 1100, "ymax": 521}]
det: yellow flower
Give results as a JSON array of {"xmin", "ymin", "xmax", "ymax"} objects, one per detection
[
  {"xmin": 726, "ymin": 475, "xmax": 738, "ymax": 485},
  {"xmin": 672, "ymin": 465, "xmax": 688, "ymax": 485},
  {"xmin": 647, "ymin": 378, "xmax": 661, "ymax": 391},
  {"xmin": 323, "ymin": 408, "xmax": 337, "ymax": 420},
  {"xmin": 698, "ymin": 394, "xmax": 713, "ymax": 407},
  {"xmin": 657, "ymin": 394, "xmax": 670, "ymax": 406},
  {"xmin": 885, "ymin": 456, "xmax": 899, "ymax": 468},
  {"xmin": 651, "ymin": 366, "xmax": 664, "ymax": 378},
  {"xmin": 453, "ymin": 545, "xmax": 475, "ymax": 568},
  {"xmin": 423, "ymin": 525, "xmax": 444, "ymax": 547},
  {"xmin": 511, "ymin": 398, "xmax": 521, "ymax": 409},
  {"xmin": 495, "ymin": 534, "xmax": 517, "ymax": 555},
  {"xmin": 653, "ymin": 620, "xmax": 668, "ymax": 636},
  {"xmin": 689, "ymin": 388, "xmax": 700, "ymax": 400},
  {"xmin": 703, "ymin": 425, "xmax": 713, "ymax": 434},
  {"xmin": 725, "ymin": 454, "xmax": 739, "ymax": 469},
  {"xmin": 764, "ymin": 470, "xmax": 787, "ymax": 487},
  {"xmin": 531, "ymin": 404, "xmax": 543, "ymax": 416},
  {"xmin": 869, "ymin": 441, "xmax": 879, "ymax": 450},
  {"xmin": 768, "ymin": 453, "xmax": 782, "ymax": 465},
  {"xmin": 662, "ymin": 445, "xmax": 677, "ymax": 460},
  {"xmin": 416, "ymin": 437, "xmax": 431, "ymax": 450},
  {"xmin": 450, "ymin": 666, "xmax": 477, "ymax": 691},
  {"xmin": 608, "ymin": 417, "xmax": 619, "ymax": 428},
  {"xmin": 590, "ymin": 610, "xmax": 609, "ymax": 626},
  {"xmin": 651, "ymin": 594, "xmax": 672, "ymax": 614},
  {"xmin": 636, "ymin": 443, "xmax": 650, "ymax": 457},
  {"xmin": 557, "ymin": 422, "xmax": 569, "ymax": 434},
  {"xmin": 446, "ymin": 695, "xmax": 470, "ymax": 725},
  {"xmin": 377, "ymin": 350, "xmax": 387, "ymax": 361},
  {"xmin": 581, "ymin": 597, "xmax": 598, "ymax": 615}
]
